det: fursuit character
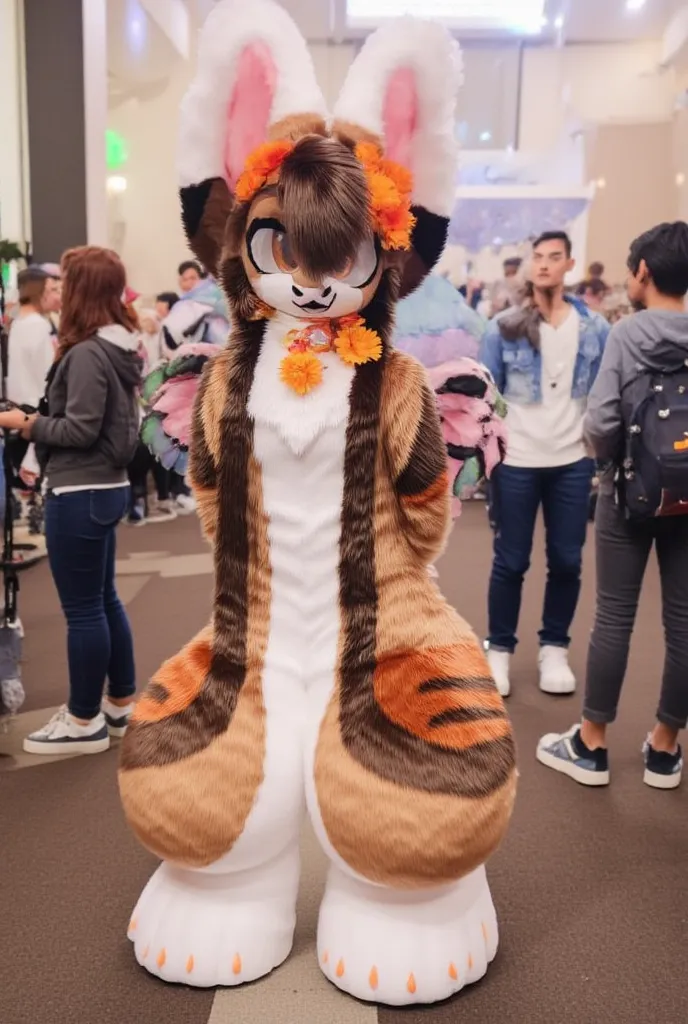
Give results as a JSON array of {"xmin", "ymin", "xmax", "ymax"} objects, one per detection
[
  {"xmin": 141, "ymin": 344, "xmax": 224, "ymax": 476},
  {"xmin": 428, "ymin": 359, "xmax": 508, "ymax": 517},
  {"xmin": 119, "ymin": 0, "xmax": 517, "ymax": 1007},
  {"xmin": 139, "ymin": 280, "xmax": 230, "ymax": 474},
  {"xmin": 394, "ymin": 275, "xmax": 507, "ymax": 515}
]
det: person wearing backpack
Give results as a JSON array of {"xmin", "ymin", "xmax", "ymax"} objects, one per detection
[
  {"xmin": 537, "ymin": 222, "xmax": 688, "ymax": 790},
  {"xmin": 0, "ymin": 246, "xmax": 142, "ymax": 755}
]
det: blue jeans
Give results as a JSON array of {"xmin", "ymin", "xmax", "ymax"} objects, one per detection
[
  {"xmin": 487, "ymin": 459, "xmax": 594, "ymax": 652},
  {"xmin": 45, "ymin": 487, "xmax": 136, "ymax": 719}
]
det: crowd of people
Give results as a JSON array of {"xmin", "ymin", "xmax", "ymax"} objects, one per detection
[
  {"xmin": 477, "ymin": 224, "xmax": 688, "ymax": 791},
  {"xmin": 0, "ymin": 218, "xmax": 686, "ymax": 791}
]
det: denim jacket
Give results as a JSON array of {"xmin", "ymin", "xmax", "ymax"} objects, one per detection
[{"xmin": 479, "ymin": 295, "xmax": 610, "ymax": 405}]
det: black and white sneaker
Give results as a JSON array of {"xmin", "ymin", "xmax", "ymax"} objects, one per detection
[
  {"xmin": 102, "ymin": 697, "xmax": 135, "ymax": 738},
  {"xmin": 536, "ymin": 724, "xmax": 610, "ymax": 786},
  {"xmin": 643, "ymin": 739, "xmax": 683, "ymax": 790},
  {"xmin": 23, "ymin": 706, "xmax": 110, "ymax": 755}
]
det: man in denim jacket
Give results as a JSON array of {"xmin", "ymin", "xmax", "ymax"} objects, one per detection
[{"xmin": 480, "ymin": 231, "xmax": 610, "ymax": 698}]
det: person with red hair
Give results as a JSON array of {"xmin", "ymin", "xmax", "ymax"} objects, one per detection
[{"xmin": 0, "ymin": 246, "xmax": 142, "ymax": 754}]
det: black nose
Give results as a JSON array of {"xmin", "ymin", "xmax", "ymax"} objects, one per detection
[
  {"xmin": 292, "ymin": 285, "xmax": 304, "ymax": 297},
  {"xmin": 322, "ymin": 286, "xmax": 332, "ymax": 297}
]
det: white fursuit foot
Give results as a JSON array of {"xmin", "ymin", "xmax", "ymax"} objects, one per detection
[
  {"xmin": 317, "ymin": 863, "xmax": 498, "ymax": 1006},
  {"xmin": 128, "ymin": 843, "xmax": 300, "ymax": 988}
]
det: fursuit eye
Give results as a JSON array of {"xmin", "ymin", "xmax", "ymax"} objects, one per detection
[
  {"xmin": 273, "ymin": 231, "xmax": 297, "ymax": 272},
  {"xmin": 247, "ymin": 220, "xmax": 298, "ymax": 275},
  {"xmin": 333, "ymin": 237, "xmax": 379, "ymax": 290}
]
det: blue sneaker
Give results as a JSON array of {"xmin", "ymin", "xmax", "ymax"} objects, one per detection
[
  {"xmin": 642, "ymin": 738, "xmax": 683, "ymax": 790},
  {"xmin": 102, "ymin": 697, "xmax": 135, "ymax": 738},
  {"xmin": 536, "ymin": 724, "xmax": 610, "ymax": 786}
]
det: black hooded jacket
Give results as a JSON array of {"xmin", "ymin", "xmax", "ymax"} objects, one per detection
[{"xmin": 31, "ymin": 325, "xmax": 143, "ymax": 490}]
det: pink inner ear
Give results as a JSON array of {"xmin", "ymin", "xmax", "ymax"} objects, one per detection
[
  {"xmin": 382, "ymin": 67, "xmax": 418, "ymax": 169},
  {"xmin": 224, "ymin": 42, "xmax": 278, "ymax": 188}
]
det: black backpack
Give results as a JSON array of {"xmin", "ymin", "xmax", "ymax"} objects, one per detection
[{"xmin": 618, "ymin": 361, "xmax": 688, "ymax": 520}]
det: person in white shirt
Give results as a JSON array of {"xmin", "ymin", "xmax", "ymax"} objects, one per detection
[
  {"xmin": 480, "ymin": 232, "xmax": 611, "ymax": 698},
  {"xmin": 7, "ymin": 266, "xmax": 60, "ymax": 409}
]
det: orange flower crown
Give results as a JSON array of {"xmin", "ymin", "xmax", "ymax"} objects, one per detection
[{"xmin": 234, "ymin": 138, "xmax": 416, "ymax": 251}]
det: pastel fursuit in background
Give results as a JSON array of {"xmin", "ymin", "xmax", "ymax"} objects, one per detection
[
  {"xmin": 140, "ymin": 280, "xmax": 229, "ymax": 474},
  {"xmin": 118, "ymin": 0, "xmax": 516, "ymax": 1009},
  {"xmin": 395, "ymin": 275, "xmax": 508, "ymax": 515}
]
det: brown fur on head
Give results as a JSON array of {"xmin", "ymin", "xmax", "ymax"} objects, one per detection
[{"xmin": 277, "ymin": 134, "xmax": 371, "ymax": 281}]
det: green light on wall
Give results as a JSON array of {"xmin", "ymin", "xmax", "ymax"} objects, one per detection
[{"xmin": 106, "ymin": 130, "xmax": 128, "ymax": 171}]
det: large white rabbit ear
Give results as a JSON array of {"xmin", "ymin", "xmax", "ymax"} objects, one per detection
[
  {"xmin": 177, "ymin": 0, "xmax": 327, "ymax": 274},
  {"xmin": 333, "ymin": 19, "xmax": 462, "ymax": 296},
  {"xmin": 334, "ymin": 18, "xmax": 462, "ymax": 217}
]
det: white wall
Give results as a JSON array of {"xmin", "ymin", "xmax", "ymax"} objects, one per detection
[
  {"xmin": 674, "ymin": 107, "xmax": 688, "ymax": 223},
  {"xmin": 84, "ymin": 0, "xmax": 109, "ymax": 247},
  {"xmin": 586, "ymin": 121, "xmax": 675, "ymax": 281},
  {"xmin": 520, "ymin": 41, "xmax": 675, "ymax": 151},
  {"xmin": 0, "ymin": 0, "xmax": 28, "ymax": 246},
  {"xmin": 309, "ymin": 42, "xmax": 356, "ymax": 108}
]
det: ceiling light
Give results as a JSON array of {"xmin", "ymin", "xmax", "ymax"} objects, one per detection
[
  {"xmin": 107, "ymin": 175, "xmax": 128, "ymax": 195},
  {"xmin": 554, "ymin": 14, "xmax": 565, "ymax": 29},
  {"xmin": 347, "ymin": 1, "xmax": 548, "ymax": 34},
  {"xmin": 677, "ymin": 172, "xmax": 686, "ymax": 186},
  {"xmin": 626, "ymin": 0, "xmax": 646, "ymax": 11},
  {"xmin": 479, "ymin": 131, "xmax": 492, "ymax": 142},
  {"xmin": 596, "ymin": 178, "xmax": 607, "ymax": 189}
]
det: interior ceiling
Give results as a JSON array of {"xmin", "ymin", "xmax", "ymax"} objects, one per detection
[{"xmin": 258, "ymin": 0, "xmax": 686, "ymax": 43}]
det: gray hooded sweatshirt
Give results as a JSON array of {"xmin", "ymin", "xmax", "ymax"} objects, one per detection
[
  {"xmin": 585, "ymin": 309, "xmax": 688, "ymax": 492},
  {"xmin": 31, "ymin": 325, "xmax": 143, "ymax": 490}
]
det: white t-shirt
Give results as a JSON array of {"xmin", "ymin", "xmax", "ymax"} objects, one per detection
[
  {"xmin": 140, "ymin": 330, "xmax": 163, "ymax": 372},
  {"xmin": 7, "ymin": 311, "xmax": 55, "ymax": 409},
  {"xmin": 504, "ymin": 306, "xmax": 587, "ymax": 469}
]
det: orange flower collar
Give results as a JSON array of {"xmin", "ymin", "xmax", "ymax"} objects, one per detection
[
  {"xmin": 235, "ymin": 139, "xmax": 416, "ymax": 251},
  {"xmin": 279, "ymin": 316, "xmax": 382, "ymax": 396}
]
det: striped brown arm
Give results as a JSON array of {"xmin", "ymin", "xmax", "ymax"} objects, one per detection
[
  {"xmin": 187, "ymin": 353, "xmax": 229, "ymax": 541},
  {"xmin": 382, "ymin": 351, "xmax": 451, "ymax": 563}
]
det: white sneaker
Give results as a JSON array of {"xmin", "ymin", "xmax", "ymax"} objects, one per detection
[
  {"xmin": 102, "ymin": 696, "xmax": 136, "ymax": 738},
  {"xmin": 147, "ymin": 499, "xmax": 177, "ymax": 523},
  {"xmin": 486, "ymin": 647, "xmax": 511, "ymax": 698},
  {"xmin": 175, "ymin": 493, "xmax": 196, "ymax": 515},
  {"xmin": 538, "ymin": 645, "xmax": 576, "ymax": 695},
  {"xmin": 23, "ymin": 706, "xmax": 110, "ymax": 755}
]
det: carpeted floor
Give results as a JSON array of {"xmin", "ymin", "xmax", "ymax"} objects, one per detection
[{"xmin": 1, "ymin": 506, "xmax": 687, "ymax": 1024}]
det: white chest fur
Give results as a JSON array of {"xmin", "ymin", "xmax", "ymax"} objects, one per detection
[
  {"xmin": 249, "ymin": 316, "xmax": 353, "ymax": 693},
  {"xmin": 247, "ymin": 316, "xmax": 355, "ymax": 456}
]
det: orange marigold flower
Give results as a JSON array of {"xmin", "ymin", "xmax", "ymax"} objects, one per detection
[
  {"xmin": 235, "ymin": 140, "xmax": 294, "ymax": 202},
  {"xmin": 368, "ymin": 172, "xmax": 401, "ymax": 212},
  {"xmin": 378, "ymin": 205, "xmax": 417, "ymax": 251},
  {"xmin": 334, "ymin": 324, "xmax": 383, "ymax": 366},
  {"xmin": 354, "ymin": 141, "xmax": 415, "ymax": 251},
  {"xmin": 381, "ymin": 159, "xmax": 413, "ymax": 196},
  {"xmin": 280, "ymin": 351, "xmax": 323, "ymax": 395},
  {"xmin": 354, "ymin": 141, "xmax": 383, "ymax": 168}
]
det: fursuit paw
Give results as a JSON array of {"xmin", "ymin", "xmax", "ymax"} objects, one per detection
[
  {"xmin": 128, "ymin": 846, "xmax": 300, "ymax": 988},
  {"xmin": 317, "ymin": 864, "xmax": 498, "ymax": 1006}
]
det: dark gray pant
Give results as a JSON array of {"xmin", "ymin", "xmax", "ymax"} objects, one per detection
[{"xmin": 584, "ymin": 493, "xmax": 688, "ymax": 730}]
